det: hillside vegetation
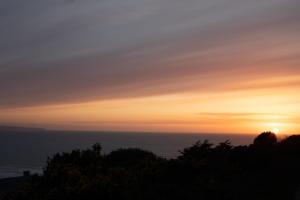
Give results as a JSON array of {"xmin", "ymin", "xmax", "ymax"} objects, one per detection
[{"xmin": 4, "ymin": 132, "xmax": 300, "ymax": 200}]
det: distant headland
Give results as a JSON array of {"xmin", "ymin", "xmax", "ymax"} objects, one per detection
[{"xmin": 0, "ymin": 126, "xmax": 46, "ymax": 132}]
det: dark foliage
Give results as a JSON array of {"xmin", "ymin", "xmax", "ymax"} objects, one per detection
[
  {"xmin": 253, "ymin": 131, "xmax": 277, "ymax": 147},
  {"xmin": 5, "ymin": 133, "xmax": 300, "ymax": 200}
]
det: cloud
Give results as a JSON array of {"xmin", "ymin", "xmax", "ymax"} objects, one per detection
[{"xmin": 0, "ymin": 0, "xmax": 300, "ymax": 108}]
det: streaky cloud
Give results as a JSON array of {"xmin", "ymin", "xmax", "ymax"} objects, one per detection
[{"xmin": 0, "ymin": 0, "xmax": 300, "ymax": 107}]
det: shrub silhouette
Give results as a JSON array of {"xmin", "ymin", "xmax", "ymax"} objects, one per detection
[
  {"xmin": 106, "ymin": 148, "xmax": 159, "ymax": 167},
  {"xmin": 5, "ymin": 132, "xmax": 300, "ymax": 200},
  {"xmin": 178, "ymin": 140, "xmax": 213, "ymax": 161},
  {"xmin": 253, "ymin": 131, "xmax": 277, "ymax": 147},
  {"xmin": 280, "ymin": 135, "xmax": 300, "ymax": 153}
]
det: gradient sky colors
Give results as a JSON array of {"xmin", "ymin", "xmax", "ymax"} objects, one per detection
[{"xmin": 0, "ymin": 0, "xmax": 300, "ymax": 134}]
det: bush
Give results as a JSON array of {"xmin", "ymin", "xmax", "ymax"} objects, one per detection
[{"xmin": 6, "ymin": 132, "xmax": 300, "ymax": 200}]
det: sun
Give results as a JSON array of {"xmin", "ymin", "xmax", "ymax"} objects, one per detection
[{"xmin": 272, "ymin": 128, "xmax": 280, "ymax": 135}]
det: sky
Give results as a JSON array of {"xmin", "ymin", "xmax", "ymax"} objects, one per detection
[{"xmin": 0, "ymin": 0, "xmax": 300, "ymax": 134}]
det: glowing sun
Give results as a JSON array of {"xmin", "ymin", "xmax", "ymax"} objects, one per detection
[{"xmin": 272, "ymin": 128, "xmax": 280, "ymax": 135}]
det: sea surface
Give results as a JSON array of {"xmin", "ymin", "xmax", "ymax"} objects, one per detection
[{"xmin": 0, "ymin": 130, "xmax": 256, "ymax": 178}]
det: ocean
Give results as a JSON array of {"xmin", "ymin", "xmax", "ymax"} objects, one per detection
[{"xmin": 0, "ymin": 130, "xmax": 256, "ymax": 178}]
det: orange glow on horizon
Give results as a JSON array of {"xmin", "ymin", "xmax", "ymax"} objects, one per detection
[{"xmin": 0, "ymin": 78, "xmax": 300, "ymax": 135}]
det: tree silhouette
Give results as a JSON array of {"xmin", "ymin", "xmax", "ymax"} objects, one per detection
[
  {"xmin": 253, "ymin": 131, "xmax": 277, "ymax": 147},
  {"xmin": 5, "ymin": 132, "xmax": 300, "ymax": 200}
]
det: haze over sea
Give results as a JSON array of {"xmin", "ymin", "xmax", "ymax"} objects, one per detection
[{"xmin": 0, "ymin": 129, "xmax": 255, "ymax": 178}]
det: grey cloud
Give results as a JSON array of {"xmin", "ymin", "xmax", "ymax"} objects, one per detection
[{"xmin": 0, "ymin": 0, "xmax": 300, "ymax": 107}]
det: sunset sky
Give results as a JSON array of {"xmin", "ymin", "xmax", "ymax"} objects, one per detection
[{"xmin": 0, "ymin": 0, "xmax": 300, "ymax": 134}]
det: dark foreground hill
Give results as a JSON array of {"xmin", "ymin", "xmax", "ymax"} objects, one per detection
[{"xmin": 3, "ymin": 132, "xmax": 300, "ymax": 200}]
